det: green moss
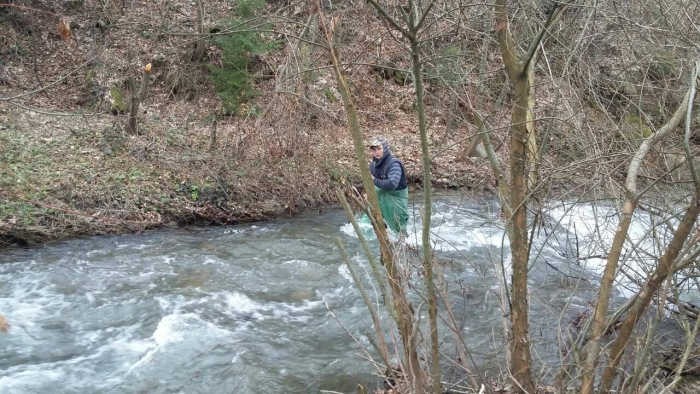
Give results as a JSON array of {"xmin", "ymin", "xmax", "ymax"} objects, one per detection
[
  {"xmin": 623, "ymin": 115, "xmax": 643, "ymax": 125},
  {"xmin": 110, "ymin": 86, "xmax": 127, "ymax": 114},
  {"xmin": 623, "ymin": 114, "xmax": 653, "ymax": 139},
  {"xmin": 86, "ymin": 69, "xmax": 96, "ymax": 83},
  {"xmin": 393, "ymin": 70, "xmax": 412, "ymax": 86},
  {"xmin": 321, "ymin": 87, "xmax": 338, "ymax": 103}
]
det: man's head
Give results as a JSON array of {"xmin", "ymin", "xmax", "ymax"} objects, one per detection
[{"xmin": 369, "ymin": 137, "xmax": 387, "ymax": 160}]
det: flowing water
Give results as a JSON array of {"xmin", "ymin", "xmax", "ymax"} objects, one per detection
[{"xmin": 0, "ymin": 193, "xmax": 613, "ymax": 393}]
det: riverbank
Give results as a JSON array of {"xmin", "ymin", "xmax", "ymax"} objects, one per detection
[{"xmin": 0, "ymin": 102, "xmax": 494, "ymax": 248}]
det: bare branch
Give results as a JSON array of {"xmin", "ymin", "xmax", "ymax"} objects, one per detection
[
  {"xmin": 334, "ymin": 237, "xmax": 391, "ymax": 368},
  {"xmin": 415, "ymin": 0, "xmax": 437, "ymax": 32},
  {"xmin": 6, "ymin": 101, "xmax": 101, "ymax": 117},
  {"xmin": 626, "ymin": 87, "xmax": 693, "ymax": 194},
  {"xmin": 366, "ymin": 0, "xmax": 414, "ymax": 40},
  {"xmin": 683, "ymin": 61, "xmax": 700, "ymax": 192},
  {"xmin": 494, "ymin": 0, "xmax": 522, "ymax": 79},
  {"xmin": 520, "ymin": 5, "xmax": 563, "ymax": 75}
]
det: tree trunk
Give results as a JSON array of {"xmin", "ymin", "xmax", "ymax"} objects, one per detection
[
  {"xmin": 525, "ymin": 64, "xmax": 538, "ymax": 192},
  {"xmin": 509, "ymin": 71, "xmax": 536, "ymax": 394},
  {"xmin": 192, "ymin": 0, "xmax": 206, "ymax": 61},
  {"xmin": 127, "ymin": 66, "xmax": 151, "ymax": 135},
  {"xmin": 362, "ymin": 1, "xmax": 441, "ymax": 390},
  {"xmin": 494, "ymin": 0, "xmax": 537, "ymax": 391},
  {"xmin": 411, "ymin": 37, "xmax": 442, "ymax": 394}
]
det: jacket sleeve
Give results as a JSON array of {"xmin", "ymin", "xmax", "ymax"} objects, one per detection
[{"xmin": 373, "ymin": 160, "xmax": 402, "ymax": 190}]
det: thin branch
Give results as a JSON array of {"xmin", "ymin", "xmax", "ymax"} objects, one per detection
[
  {"xmin": 626, "ymin": 87, "xmax": 693, "ymax": 194},
  {"xmin": 366, "ymin": 0, "xmax": 414, "ymax": 40},
  {"xmin": 415, "ymin": 0, "xmax": 437, "ymax": 32},
  {"xmin": 29, "ymin": 7, "xmax": 48, "ymax": 100},
  {"xmin": 520, "ymin": 5, "xmax": 563, "ymax": 75},
  {"xmin": 494, "ymin": 0, "xmax": 521, "ymax": 79},
  {"xmin": 336, "ymin": 189, "xmax": 392, "ymax": 315},
  {"xmin": 6, "ymin": 100, "xmax": 102, "ymax": 117},
  {"xmin": 334, "ymin": 237, "xmax": 391, "ymax": 367},
  {"xmin": 683, "ymin": 61, "xmax": 700, "ymax": 192},
  {"xmin": 0, "ymin": 3, "xmax": 59, "ymax": 16}
]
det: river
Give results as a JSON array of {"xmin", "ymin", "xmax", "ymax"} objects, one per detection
[{"xmin": 0, "ymin": 193, "xmax": 620, "ymax": 393}]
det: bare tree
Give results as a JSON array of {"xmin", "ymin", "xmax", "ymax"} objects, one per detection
[
  {"xmin": 126, "ymin": 63, "xmax": 151, "ymax": 135},
  {"xmin": 484, "ymin": 0, "xmax": 564, "ymax": 391},
  {"xmin": 309, "ymin": 2, "xmax": 429, "ymax": 391}
]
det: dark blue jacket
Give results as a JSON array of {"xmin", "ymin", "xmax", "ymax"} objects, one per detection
[{"xmin": 369, "ymin": 139, "xmax": 407, "ymax": 191}]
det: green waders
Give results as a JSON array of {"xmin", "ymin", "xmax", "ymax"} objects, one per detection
[{"xmin": 376, "ymin": 186, "xmax": 409, "ymax": 236}]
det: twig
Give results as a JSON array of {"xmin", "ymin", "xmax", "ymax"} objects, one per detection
[
  {"xmin": 28, "ymin": 7, "xmax": 49, "ymax": 100},
  {"xmin": 336, "ymin": 189, "xmax": 391, "ymax": 310},
  {"xmin": 667, "ymin": 297, "xmax": 700, "ymax": 319},
  {"xmin": 666, "ymin": 302, "xmax": 700, "ymax": 390},
  {"xmin": 415, "ymin": 0, "xmax": 436, "ymax": 32},
  {"xmin": 334, "ymin": 237, "xmax": 392, "ymax": 369},
  {"xmin": 5, "ymin": 100, "xmax": 102, "ymax": 117},
  {"xmin": 521, "ymin": 4, "xmax": 563, "ymax": 75},
  {"xmin": 683, "ymin": 61, "xmax": 700, "ymax": 191},
  {"xmin": 0, "ymin": 3, "xmax": 59, "ymax": 16}
]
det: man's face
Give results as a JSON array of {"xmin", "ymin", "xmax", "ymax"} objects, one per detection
[{"xmin": 370, "ymin": 145, "xmax": 384, "ymax": 159}]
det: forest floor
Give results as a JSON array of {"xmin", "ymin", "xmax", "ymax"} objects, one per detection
[{"xmin": 0, "ymin": 0, "xmax": 503, "ymax": 247}]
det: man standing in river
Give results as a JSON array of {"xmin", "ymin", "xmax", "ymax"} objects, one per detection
[{"xmin": 368, "ymin": 137, "xmax": 409, "ymax": 235}]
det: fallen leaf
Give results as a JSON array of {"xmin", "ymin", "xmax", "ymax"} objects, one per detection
[{"xmin": 57, "ymin": 17, "xmax": 72, "ymax": 43}]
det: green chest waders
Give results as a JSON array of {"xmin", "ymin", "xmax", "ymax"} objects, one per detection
[{"xmin": 376, "ymin": 186, "xmax": 409, "ymax": 235}]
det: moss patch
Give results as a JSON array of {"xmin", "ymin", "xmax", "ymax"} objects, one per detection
[{"xmin": 110, "ymin": 86, "xmax": 127, "ymax": 115}]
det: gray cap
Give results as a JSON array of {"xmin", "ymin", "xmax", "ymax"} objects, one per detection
[{"xmin": 369, "ymin": 137, "xmax": 383, "ymax": 147}]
